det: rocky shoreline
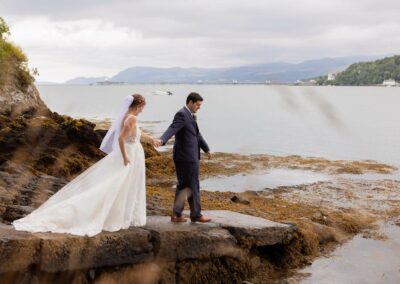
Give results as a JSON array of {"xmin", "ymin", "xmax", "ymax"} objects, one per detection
[
  {"xmin": 1, "ymin": 82, "xmax": 400, "ymax": 283},
  {"xmin": 0, "ymin": 82, "xmax": 300, "ymax": 283}
]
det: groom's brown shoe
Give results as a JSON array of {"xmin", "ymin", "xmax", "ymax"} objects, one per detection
[
  {"xmin": 171, "ymin": 215, "xmax": 187, "ymax": 222},
  {"xmin": 190, "ymin": 216, "xmax": 211, "ymax": 223}
]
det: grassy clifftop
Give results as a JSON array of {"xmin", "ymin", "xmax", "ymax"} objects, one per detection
[
  {"xmin": 0, "ymin": 17, "xmax": 47, "ymax": 116},
  {"xmin": 0, "ymin": 17, "xmax": 36, "ymax": 91}
]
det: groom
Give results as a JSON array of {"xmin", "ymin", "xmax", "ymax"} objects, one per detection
[{"xmin": 158, "ymin": 92, "xmax": 212, "ymax": 223}]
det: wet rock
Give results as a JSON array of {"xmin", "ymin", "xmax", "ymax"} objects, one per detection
[
  {"xmin": 1, "ymin": 205, "xmax": 34, "ymax": 223},
  {"xmin": 231, "ymin": 195, "xmax": 250, "ymax": 205}
]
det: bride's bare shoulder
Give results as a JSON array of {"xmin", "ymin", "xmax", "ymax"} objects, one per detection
[{"xmin": 124, "ymin": 115, "xmax": 137, "ymax": 126}]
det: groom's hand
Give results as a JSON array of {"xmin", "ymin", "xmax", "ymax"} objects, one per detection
[{"xmin": 206, "ymin": 152, "xmax": 212, "ymax": 160}]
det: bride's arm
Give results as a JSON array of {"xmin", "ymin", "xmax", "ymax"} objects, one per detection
[
  {"xmin": 118, "ymin": 116, "xmax": 136, "ymax": 166},
  {"xmin": 140, "ymin": 130, "xmax": 156, "ymax": 144}
]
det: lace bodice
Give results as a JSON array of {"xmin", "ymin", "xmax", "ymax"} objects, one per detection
[{"xmin": 126, "ymin": 124, "xmax": 141, "ymax": 144}]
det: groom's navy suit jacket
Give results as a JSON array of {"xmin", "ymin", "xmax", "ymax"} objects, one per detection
[{"xmin": 160, "ymin": 107, "xmax": 210, "ymax": 162}]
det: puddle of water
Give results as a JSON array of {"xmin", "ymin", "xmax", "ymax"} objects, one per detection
[
  {"xmin": 298, "ymin": 222, "xmax": 400, "ymax": 284},
  {"xmin": 201, "ymin": 168, "xmax": 400, "ymax": 193},
  {"xmin": 201, "ymin": 169, "xmax": 332, "ymax": 192},
  {"xmin": 338, "ymin": 171, "xmax": 400, "ymax": 182}
]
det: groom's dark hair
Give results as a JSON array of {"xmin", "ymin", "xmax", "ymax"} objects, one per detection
[{"xmin": 186, "ymin": 92, "xmax": 203, "ymax": 104}]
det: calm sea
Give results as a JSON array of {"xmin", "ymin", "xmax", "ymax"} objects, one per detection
[{"xmin": 37, "ymin": 84, "xmax": 400, "ymax": 166}]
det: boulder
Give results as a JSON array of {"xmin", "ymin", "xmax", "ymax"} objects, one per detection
[
  {"xmin": 231, "ymin": 194, "xmax": 250, "ymax": 205},
  {"xmin": 0, "ymin": 83, "xmax": 49, "ymax": 117}
]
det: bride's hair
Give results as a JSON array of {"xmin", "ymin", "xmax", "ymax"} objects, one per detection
[{"xmin": 129, "ymin": 94, "xmax": 146, "ymax": 108}]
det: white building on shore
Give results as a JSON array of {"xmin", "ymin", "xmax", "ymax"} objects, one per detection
[
  {"xmin": 327, "ymin": 73, "xmax": 336, "ymax": 81},
  {"xmin": 382, "ymin": 79, "xmax": 397, "ymax": 87}
]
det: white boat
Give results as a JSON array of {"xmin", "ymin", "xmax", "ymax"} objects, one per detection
[{"xmin": 153, "ymin": 90, "xmax": 173, "ymax": 96}]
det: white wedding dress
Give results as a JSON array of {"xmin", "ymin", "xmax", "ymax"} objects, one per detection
[{"xmin": 13, "ymin": 123, "xmax": 146, "ymax": 237}]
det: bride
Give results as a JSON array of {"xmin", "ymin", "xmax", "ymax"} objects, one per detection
[{"xmin": 13, "ymin": 94, "xmax": 158, "ymax": 237}]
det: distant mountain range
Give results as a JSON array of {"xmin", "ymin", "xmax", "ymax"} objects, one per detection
[
  {"xmin": 40, "ymin": 55, "xmax": 387, "ymax": 85},
  {"xmin": 65, "ymin": 76, "xmax": 109, "ymax": 85}
]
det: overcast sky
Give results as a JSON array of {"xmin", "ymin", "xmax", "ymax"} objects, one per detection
[{"xmin": 1, "ymin": 0, "xmax": 399, "ymax": 82}]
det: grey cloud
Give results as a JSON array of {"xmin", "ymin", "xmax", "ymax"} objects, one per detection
[
  {"xmin": 1, "ymin": 0, "xmax": 400, "ymax": 81},
  {"xmin": 3, "ymin": 0, "xmax": 400, "ymax": 37}
]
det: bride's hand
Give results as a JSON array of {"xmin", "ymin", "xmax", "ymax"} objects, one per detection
[
  {"xmin": 152, "ymin": 138, "xmax": 162, "ymax": 147},
  {"xmin": 123, "ymin": 158, "xmax": 130, "ymax": 166}
]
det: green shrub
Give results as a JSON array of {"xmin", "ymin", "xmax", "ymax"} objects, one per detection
[
  {"xmin": 0, "ymin": 17, "xmax": 10, "ymax": 39},
  {"xmin": 0, "ymin": 16, "xmax": 35, "ymax": 90}
]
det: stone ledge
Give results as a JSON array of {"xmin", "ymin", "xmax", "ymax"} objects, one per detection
[
  {"xmin": 0, "ymin": 211, "xmax": 296, "ymax": 283},
  {"xmin": 0, "ymin": 224, "xmax": 153, "ymax": 273}
]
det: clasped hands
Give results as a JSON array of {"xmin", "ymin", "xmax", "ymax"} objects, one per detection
[
  {"xmin": 151, "ymin": 138, "xmax": 163, "ymax": 148},
  {"xmin": 149, "ymin": 139, "xmax": 212, "ymax": 160}
]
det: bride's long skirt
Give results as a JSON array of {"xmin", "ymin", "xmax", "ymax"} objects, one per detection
[{"xmin": 13, "ymin": 141, "xmax": 146, "ymax": 237}]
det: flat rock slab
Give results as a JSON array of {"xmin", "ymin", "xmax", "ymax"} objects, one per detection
[
  {"xmin": 186, "ymin": 210, "xmax": 295, "ymax": 247},
  {"xmin": 201, "ymin": 210, "xmax": 290, "ymax": 229}
]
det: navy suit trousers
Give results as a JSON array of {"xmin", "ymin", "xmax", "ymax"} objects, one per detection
[{"xmin": 173, "ymin": 160, "xmax": 202, "ymax": 219}]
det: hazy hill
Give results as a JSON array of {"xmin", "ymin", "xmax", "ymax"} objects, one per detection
[
  {"xmin": 317, "ymin": 55, "xmax": 400, "ymax": 86},
  {"xmin": 63, "ymin": 55, "xmax": 385, "ymax": 84},
  {"xmin": 108, "ymin": 56, "xmax": 381, "ymax": 83},
  {"xmin": 65, "ymin": 76, "xmax": 109, "ymax": 85}
]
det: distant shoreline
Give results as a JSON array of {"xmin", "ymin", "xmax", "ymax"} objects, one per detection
[{"xmin": 36, "ymin": 82, "xmax": 399, "ymax": 87}]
